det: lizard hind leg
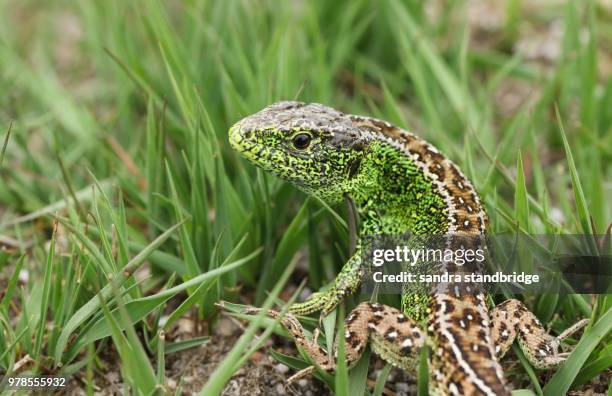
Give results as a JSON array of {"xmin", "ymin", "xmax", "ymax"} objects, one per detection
[
  {"xmin": 262, "ymin": 302, "xmax": 426, "ymax": 385},
  {"xmin": 360, "ymin": 302, "xmax": 426, "ymax": 373},
  {"xmin": 342, "ymin": 302, "xmax": 426, "ymax": 373},
  {"xmin": 302, "ymin": 302, "xmax": 426, "ymax": 380},
  {"xmin": 490, "ymin": 299, "xmax": 588, "ymax": 369}
]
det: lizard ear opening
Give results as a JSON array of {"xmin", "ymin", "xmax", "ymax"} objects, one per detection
[{"xmin": 348, "ymin": 157, "xmax": 362, "ymax": 179}]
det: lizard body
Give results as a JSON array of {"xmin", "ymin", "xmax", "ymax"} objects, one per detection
[{"xmin": 229, "ymin": 101, "xmax": 587, "ymax": 395}]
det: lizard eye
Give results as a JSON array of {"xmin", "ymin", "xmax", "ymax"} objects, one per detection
[{"xmin": 292, "ymin": 133, "xmax": 312, "ymax": 150}]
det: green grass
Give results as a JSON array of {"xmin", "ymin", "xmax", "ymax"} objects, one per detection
[{"xmin": 0, "ymin": 0, "xmax": 610, "ymax": 395}]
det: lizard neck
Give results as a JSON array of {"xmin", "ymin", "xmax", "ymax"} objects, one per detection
[
  {"xmin": 348, "ymin": 115, "xmax": 487, "ymax": 237},
  {"xmin": 351, "ymin": 140, "xmax": 450, "ymax": 236}
]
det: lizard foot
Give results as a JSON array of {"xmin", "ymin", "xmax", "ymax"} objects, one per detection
[
  {"xmin": 241, "ymin": 306, "xmax": 334, "ymax": 366},
  {"xmin": 237, "ymin": 302, "xmax": 425, "ymax": 385},
  {"xmin": 491, "ymin": 299, "xmax": 589, "ymax": 369}
]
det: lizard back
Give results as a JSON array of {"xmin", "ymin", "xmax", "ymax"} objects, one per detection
[{"xmin": 349, "ymin": 115, "xmax": 508, "ymax": 395}]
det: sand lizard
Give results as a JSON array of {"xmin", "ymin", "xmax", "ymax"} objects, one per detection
[{"xmin": 228, "ymin": 101, "xmax": 588, "ymax": 395}]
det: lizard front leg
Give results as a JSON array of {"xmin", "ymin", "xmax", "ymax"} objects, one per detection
[
  {"xmin": 258, "ymin": 302, "xmax": 426, "ymax": 384},
  {"xmin": 490, "ymin": 299, "xmax": 588, "ymax": 368},
  {"xmin": 290, "ymin": 249, "xmax": 364, "ymax": 316},
  {"xmin": 290, "ymin": 201, "xmax": 375, "ymax": 317}
]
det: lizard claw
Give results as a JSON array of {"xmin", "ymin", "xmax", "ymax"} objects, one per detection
[
  {"xmin": 538, "ymin": 319, "xmax": 588, "ymax": 368},
  {"xmin": 215, "ymin": 302, "xmax": 269, "ymax": 317},
  {"xmin": 242, "ymin": 306, "xmax": 263, "ymax": 315},
  {"xmin": 312, "ymin": 327, "xmax": 321, "ymax": 344},
  {"xmin": 557, "ymin": 319, "xmax": 589, "ymax": 341},
  {"xmin": 285, "ymin": 366, "xmax": 316, "ymax": 387},
  {"xmin": 223, "ymin": 305, "xmax": 335, "ymax": 388},
  {"xmin": 550, "ymin": 318, "xmax": 589, "ymax": 362},
  {"xmin": 285, "ymin": 362, "xmax": 336, "ymax": 388}
]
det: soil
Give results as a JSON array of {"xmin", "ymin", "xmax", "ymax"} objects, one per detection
[{"xmin": 52, "ymin": 313, "xmax": 424, "ymax": 395}]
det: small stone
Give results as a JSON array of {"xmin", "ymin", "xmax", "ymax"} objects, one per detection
[
  {"xmin": 274, "ymin": 363, "xmax": 289, "ymax": 374},
  {"xmin": 395, "ymin": 382, "xmax": 410, "ymax": 393},
  {"xmin": 107, "ymin": 371, "xmax": 119, "ymax": 383},
  {"xmin": 177, "ymin": 318, "xmax": 194, "ymax": 335},
  {"xmin": 158, "ymin": 315, "xmax": 169, "ymax": 327},
  {"xmin": 250, "ymin": 351, "xmax": 265, "ymax": 363},
  {"xmin": 550, "ymin": 207, "xmax": 565, "ymax": 224},
  {"xmin": 18, "ymin": 269, "xmax": 29, "ymax": 283},
  {"xmin": 299, "ymin": 288, "xmax": 312, "ymax": 301},
  {"xmin": 216, "ymin": 317, "xmax": 236, "ymax": 337},
  {"xmin": 298, "ymin": 379, "xmax": 309, "ymax": 387}
]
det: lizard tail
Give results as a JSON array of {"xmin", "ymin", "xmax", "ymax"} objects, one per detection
[{"xmin": 429, "ymin": 293, "xmax": 510, "ymax": 396}]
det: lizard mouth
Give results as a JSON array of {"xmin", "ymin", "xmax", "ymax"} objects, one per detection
[
  {"xmin": 229, "ymin": 125, "xmax": 282, "ymax": 169},
  {"xmin": 228, "ymin": 125, "xmax": 269, "ymax": 163},
  {"xmin": 229, "ymin": 126, "xmax": 313, "ymax": 188},
  {"xmin": 229, "ymin": 124, "xmax": 321, "ymax": 191},
  {"xmin": 228, "ymin": 124, "xmax": 250, "ymax": 153}
]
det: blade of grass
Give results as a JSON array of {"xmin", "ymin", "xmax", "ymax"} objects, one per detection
[
  {"xmin": 99, "ymin": 286, "xmax": 157, "ymax": 394},
  {"xmin": 157, "ymin": 331, "xmax": 165, "ymax": 385},
  {"xmin": 231, "ymin": 280, "xmax": 306, "ymax": 372},
  {"xmin": 54, "ymin": 218, "xmax": 188, "ymax": 364},
  {"xmin": 199, "ymin": 253, "xmax": 298, "ymax": 395},
  {"xmin": 335, "ymin": 304, "xmax": 349, "ymax": 396},
  {"xmin": 556, "ymin": 107, "xmax": 592, "ymax": 236},
  {"xmin": 164, "ymin": 336, "xmax": 210, "ymax": 354},
  {"xmin": 0, "ymin": 255, "xmax": 25, "ymax": 311},
  {"xmin": 417, "ymin": 345, "xmax": 429, "ymax": 396},
  {"xmin": 513, "ymin": 344, "xmax": 543, "ymax": 396},
  {"xmin": 33, "ymin": 221, "xmax": 57, "ymax": 367},
  {"xmin": 73, "ymin": 251, "xmax": 256, "ymax": 349},
  {"xmin": 515, "ymin": 151, "xmax": 530, "ymax": 232},
  {"xmin": 0, "ymin": 180, "xmax": 112, "ymax": 229},
  {"xmin": 349, "ymin": 347, "xmax": 370, "ymax": 396},
  {"xmin": 543, "ymin": 306, "xmax": 612, "ymax": 395},
  {"xmin": 373, "ymin": 364, "xmax": 392, "ymax": 396},
  {"xmin": 255, "ymin": 199, "xmax": 310, "ymax": 304},
  {"xmin": 0, "ymin": 122, "xmax": 12, "ymax": 167}
]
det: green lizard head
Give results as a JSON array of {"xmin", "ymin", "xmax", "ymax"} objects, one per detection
[{"xmin": 229, "ymin": 101, "xmax": 369, "ymax": 203}]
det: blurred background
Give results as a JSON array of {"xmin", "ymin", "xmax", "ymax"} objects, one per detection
[{"xmin": 0, "ymin": 1, "xmax": 610, "ymax": 394}]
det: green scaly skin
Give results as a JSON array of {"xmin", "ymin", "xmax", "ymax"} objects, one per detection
[{"xmin": 228, "ymin": 101, "xmax": 588, "ymax": 395}]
